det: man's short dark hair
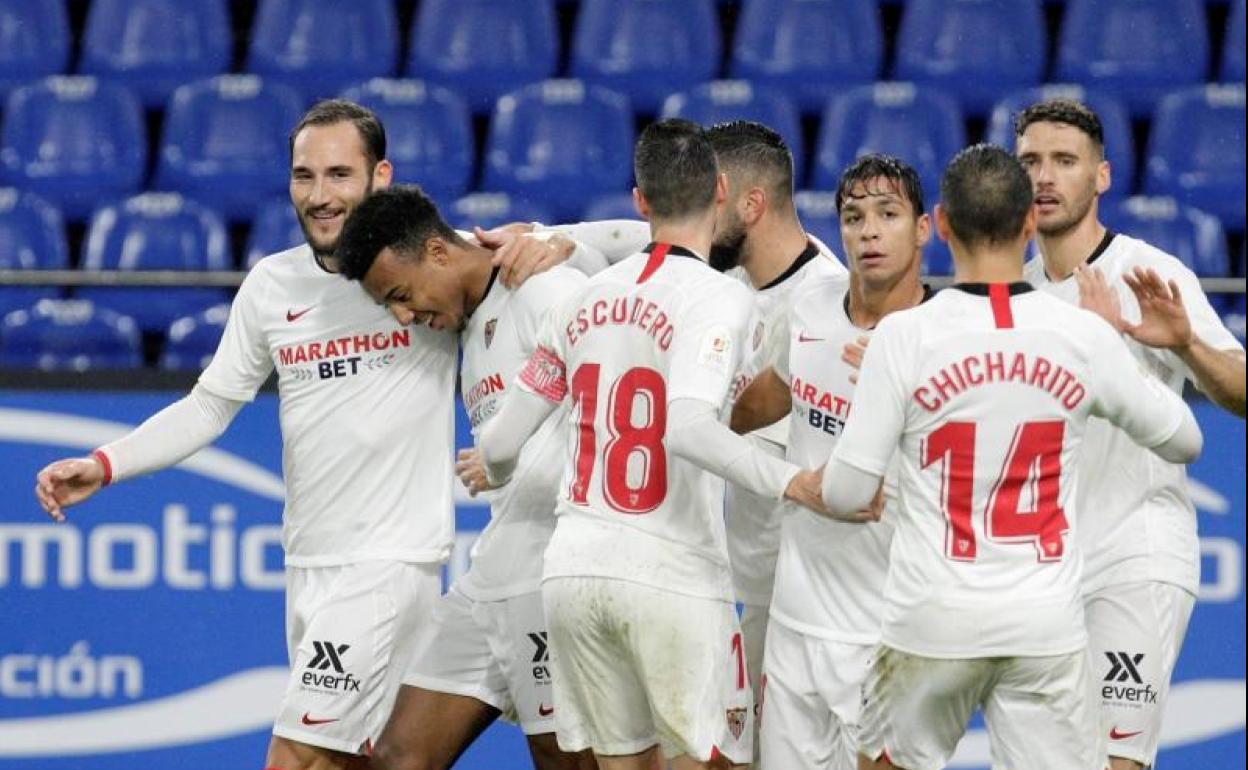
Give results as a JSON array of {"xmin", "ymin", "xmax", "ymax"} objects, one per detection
[
  {"xmin": 290, "ymin": 99, "xmax": 387, "ymax": 168},
  {"xmin": 940, "ymin": 144, "xmax": 1034, "ymax": 248},
  {"xmin": 634, "ymin": 118, "xmax": 719, "ymax": 220},
  {"xmin": 705, "ymin": 120, "xmax": 795, "ymax": 206},
  {"xmin": 835, "ymin": 154, "xmax": 925, "ymax": 216},
  {"xmin": 335, "ymin": 185, "xmax": 464, "ymax": 281},
  {"xmin": 1013, "ymin": 98, "xmax": 1105, "ymax": 155}
]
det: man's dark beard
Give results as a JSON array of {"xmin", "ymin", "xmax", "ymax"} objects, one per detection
[{"xmin": 709, "ymin": 231, "xmax": 746, "ymax": 272}]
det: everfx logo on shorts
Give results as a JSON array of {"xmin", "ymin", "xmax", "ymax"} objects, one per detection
[
  {"xmin": 528, "ymin": 632, "xmax": 551, "ymax": 683},
  {"xmin": 1103, "ymin": 651, "xmax": 1156, "ymax": 704},
  {"xmin": 302, "ymin": 641, "xmax": 360, "ymax": 693}
]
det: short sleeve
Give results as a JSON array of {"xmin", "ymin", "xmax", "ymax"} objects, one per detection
[
  {"xmin": 511, "ymin": 266, "xmax": 588, "ymax": 352},
  {"xmin": 667, "ymin": 282, "xmax": 755, "ymax": 407},
  {"xmin": 1086, "ymin": 316, "xmax": 1186, "ymax": 449},
  {"xmin": 830, "ymin": 313, "xmax": 914, "ymax": 476},
  {"xmin": 198, "ymin": 269, "xmax": 274, "ymax": 402}
]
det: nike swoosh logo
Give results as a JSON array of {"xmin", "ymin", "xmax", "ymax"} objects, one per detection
[
  {"xmin": 538, "ymin": 704, "xmax": 554, "ymax": 717},
  {"xmin": 1109, "ymin": 727, "xmax": 1143, "ymax": 740},
  {"xmin": 302, "ymin": 713, "xmax": 339, "ymax": 726},
  {"xmin": 798, "ymin": 332, "xmax": 824, "ymax": 343},
  {"xmin": 286, "ymin": 307, "xmax": 314, "ymax": 322}
]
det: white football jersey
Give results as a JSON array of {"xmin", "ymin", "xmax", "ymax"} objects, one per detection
[
  {"xmin": 199, "ymin": 245, "xmax": 458, "ymax": 567},
  {"xmin": 522, "ymin": 243, "xmax": 760, "ymax": 602},
  {"xmin": 769, "ymin": 273, "xmax": 903, "ymax": 643},
  {"xmin": 457, "ymin": 265, "xmax": 587, "ymax": 601},
  {"xmin": 725, "ymin": 235, "xmax": 848, "ymax": 605},
  {"xmin": 1025, "ymin": 233, "xmax": 1243, "ymax": 595},
  {"xmin": 832, "ymin": 284, "xmax": 1187, "ymax": 658}
]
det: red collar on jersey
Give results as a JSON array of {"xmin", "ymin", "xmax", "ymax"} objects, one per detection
[
  {"xmin": 638, "ymin": 242, "xmax": 702, "ymax": 283},
  {"xmin": 952, "ymin": 282, "xmax": 1034, "ymax": 329}
]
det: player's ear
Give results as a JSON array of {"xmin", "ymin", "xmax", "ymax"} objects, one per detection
[
  {"xmin": 915, "ymin": 212, "xmax": 932, "ymax": 248},
  {"xmin": 633, "ymin": 187, "xmax": 652, "ymax": 220},
  {"xmin": 933, "ymin": 203, "xmax": 953, "ymax": 243},
  {"xmin": 1095, "ymin": 158, "xmax": 1111, "ymax": 197},
  {"xmin": 372, "ymin": 158, "xmax": 394, "ymax": 190},
  {"xmin": 426, "ymin": 236, "xmax": 450, "ymax": 266},
  {"xmin": 742, "ymin": 185, "xmax": 766, "ymax": 226},
  {"xmin": 1020, "ymin": 204, "xmax": 1038, "ymax": 243},
  {"xmin": 715, "ymin": 172, "xmax": 729, "ymax": 207}
]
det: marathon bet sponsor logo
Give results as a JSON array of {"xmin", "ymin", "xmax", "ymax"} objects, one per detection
[
  {"xmin": 1103, "ymin": 651, "xmax": 1157, "ymax": 705},
  {"xmin": 302, "ymin": 642, "xmax": 359, "ymax": 693}
]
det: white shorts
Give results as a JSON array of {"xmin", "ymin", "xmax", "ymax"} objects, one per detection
[
  {"xmin": 274, "ymin": 560, "xmax": 442, "ymax": 755},
  {"xmin": 758, "ymin": 622, "xmax": 872, "ymax": 770},
  {"xmin": 404, "ymin": 586, "xmax": 556, "ymax": 735},
  {"xmin": 543, "ymin": 577, "xmax": 754, "ymax": 763},
  {"xmin": 858, "ymin": 646, "xmax": 1103, "ymax": 770},
  {"xmin": 739, "ymin": 600, "xmax": 769, "ymax": 707},
  {"xmin": 1086, "ymin": 580, "xmax": 1195, "ymax": 766}
]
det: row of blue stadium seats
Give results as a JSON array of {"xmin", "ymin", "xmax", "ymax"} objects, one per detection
[
  {"xmin": 2, "ymin": 182, "xmax": 1243, "ymax": 337},
  {"xmin": 0, "ymin": 0, "xmax": 1242, "ymax": 117},
  {"xmin": 2, "ymin": 76, "xmax": 1244, "ymax": 228},
  {"xmin": 4, "ymin": 285, "xmax": 1245, "ymax": 372}
]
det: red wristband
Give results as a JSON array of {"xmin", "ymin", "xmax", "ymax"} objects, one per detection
[{"xmin": 91, "ymin": 449, "xmax": 113, "ymax": 486}]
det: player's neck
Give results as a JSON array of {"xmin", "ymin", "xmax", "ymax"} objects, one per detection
[
  {"xmin": 650, "ymin": 218, "xmax": 714, "ymax": 262},
  {"xmin": 741, "ymin": 213, "xmax": 809, "ymax": 288},
  {"xmin": 848, "ymin": 265, "xmax": 925, "ymax": 329},
  {"xmin": 461, "ymin": 244, "xmax": 498, "ymax": 317},
  {"xmin": 952, "ymin": 244, "xmax": 1027, "ymax": 285},
  {"xmin": 1036, "ymin": 212, "xmax": 1107, "ymax": 282}
]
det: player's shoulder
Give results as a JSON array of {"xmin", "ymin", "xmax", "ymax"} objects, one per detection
[
  {"xmin": 806, "ymin": 234, "xmax": 849, "ymax": 276},
  {"xmin": 1103, "ymin": 233, "xmax": 1196, "ymax": 280},
  {"xmin": 238, "ymin": 243, "xmax": 311, "ymax": 297},
  {"xmin": 514, "ymin": 264, "xmax": 588, "ymax": 302}
]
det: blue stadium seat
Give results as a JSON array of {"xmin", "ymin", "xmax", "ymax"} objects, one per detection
[
  {"xmin": 484, "ymin": 80, "xmax": 635, "ymax": 222},
  {"xmin": 582, "ymin": 192, "xmax": 640, "ymax": 222},
  {"xmin": 249, "ymin": 0, "xmax": 398, "ymax": 104},
  {"xmin": 1225, "ymin": 0, "xmax": 1246, "ymax": 82},
  {"xmin": 0, "ymin": 77, "xmax": 146, "ymax": 220},
  {"xmin": 1145, "ymin": 84, "xmax": 1246, "ymax": 230},
  {"xmin": 0, "ymin": 1, "xmax": 70, "ymax": 99},
  {"xmin": 0, "ymin": 299, "xmax": 142, "ymax": 370},
  {"xmin": 81, "ymin": 0, "xmax": 232, "ymax": 108},
  {"xmin": 1056, "ymin": 0, "xmax": 1209, "ymax": 116},
  {"xmin": 339, "ymin": 79, "xmax": 473, "ymax": 201},
  {"xmin": 730, "ymin": 0, "xmax": 882, "ymax": 113},
  {"xmin": 78, "ymin": 193, "xmax": 232, "ymax": 333},
  {"xmin": 813, "ymin": 83, "xmax": 966, "ymax": 206},
  {"xmin": 447, "ymin": 193, "xmax": 556, "ymax": 232},
  {"xmin": 1103, "ymin": 196, "xmax": 1230, "ymax": 277},
  {"xmin": 157, "ymin": 75, "xmax": 305, "ymax": 220},
  {"xmin": 407, "ymin": 0, "xmax": 558, "ymax": 113},
  {"xmin": 661, "ymin": 80, "xmax": 806, "ymax": 177},
  {"xmin": 895, "ymin": 0, "xmax": 1047, "ymax": 115},
  {"xmin": 0, "ymin": 188, "xmax": 68, "ymax": 317},
  {"xmin": 160, "ymin": 303, "xmax": 229, "ymax": 371},
  {"xmin": 987, "ymin": 86, "xmax": 1136, "ymax": 197},
  {"xmin": 571, "ymin": 0, "xmax": 720, "ymax": 113},
  {"xmin": 246, "ymin": 197, "xmax": 304, "ymax": 268}
]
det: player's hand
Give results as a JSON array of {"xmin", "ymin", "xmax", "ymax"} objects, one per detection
[
  {"xmin": 783, "ymin": 468, "xmax": 832, "ymax": 516},
  {"xmin": 455, "ymin": 448, "xmax": 498, "ymax": 497},
  {"xmin": 35, "ymin": 456, "xmax": 106, "ymax": 522},
  {"xmin": 476, "ymin": 226, "xmax": 576, "ymax": 289},
  {"xmin": 842, "ymin": 335, "xmax": 870, "ymax": 384},
  {"xmin": 1121, "ymin": 266, "xmax": 1194, "ymax": 351},
  {"xmin": 1075, "ymin": 265, "xmax": 1128, "ymax": 333}
]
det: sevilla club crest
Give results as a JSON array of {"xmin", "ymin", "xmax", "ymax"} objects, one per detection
[{"xmin": 484, "ymin": 318, "xmax": 498, "ymax": 348}]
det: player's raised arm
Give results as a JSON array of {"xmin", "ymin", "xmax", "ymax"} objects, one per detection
[{"xmin": 1086, "ymin": 314, "xmax": 1203, "ymax": 464}]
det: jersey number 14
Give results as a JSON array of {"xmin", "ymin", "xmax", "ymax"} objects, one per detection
[{"xmin": 923, "ymin": 420, "xmax": 1070, "ymax": 562}]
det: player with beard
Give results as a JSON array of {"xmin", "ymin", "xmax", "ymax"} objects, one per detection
[
  {"xmin": 731, "ymin": 155, "xmax": 932, "ymax": 769},
  {"xmin": 703, "ymin": 121, "xmax": 847, "ymax": 723},
  {"xmin": 33, "ymin": 100, "xmax": 605, "ymax": 770},
  {"xmin": 820, "ymin": 144, "xmax": 1203, "ymax": 770},
  {"xmin": 1015, "ymin": 99, "xmax": 1245, "ymax": 770}
]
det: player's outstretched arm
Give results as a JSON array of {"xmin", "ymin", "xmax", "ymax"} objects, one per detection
[
  {"xmin": 1122, "ymin": 266, "xmax": 1246, "ymax": 418},
  {"xmin": 34, "ymin": 384, "xmax": 244, "ymax": 522}
]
